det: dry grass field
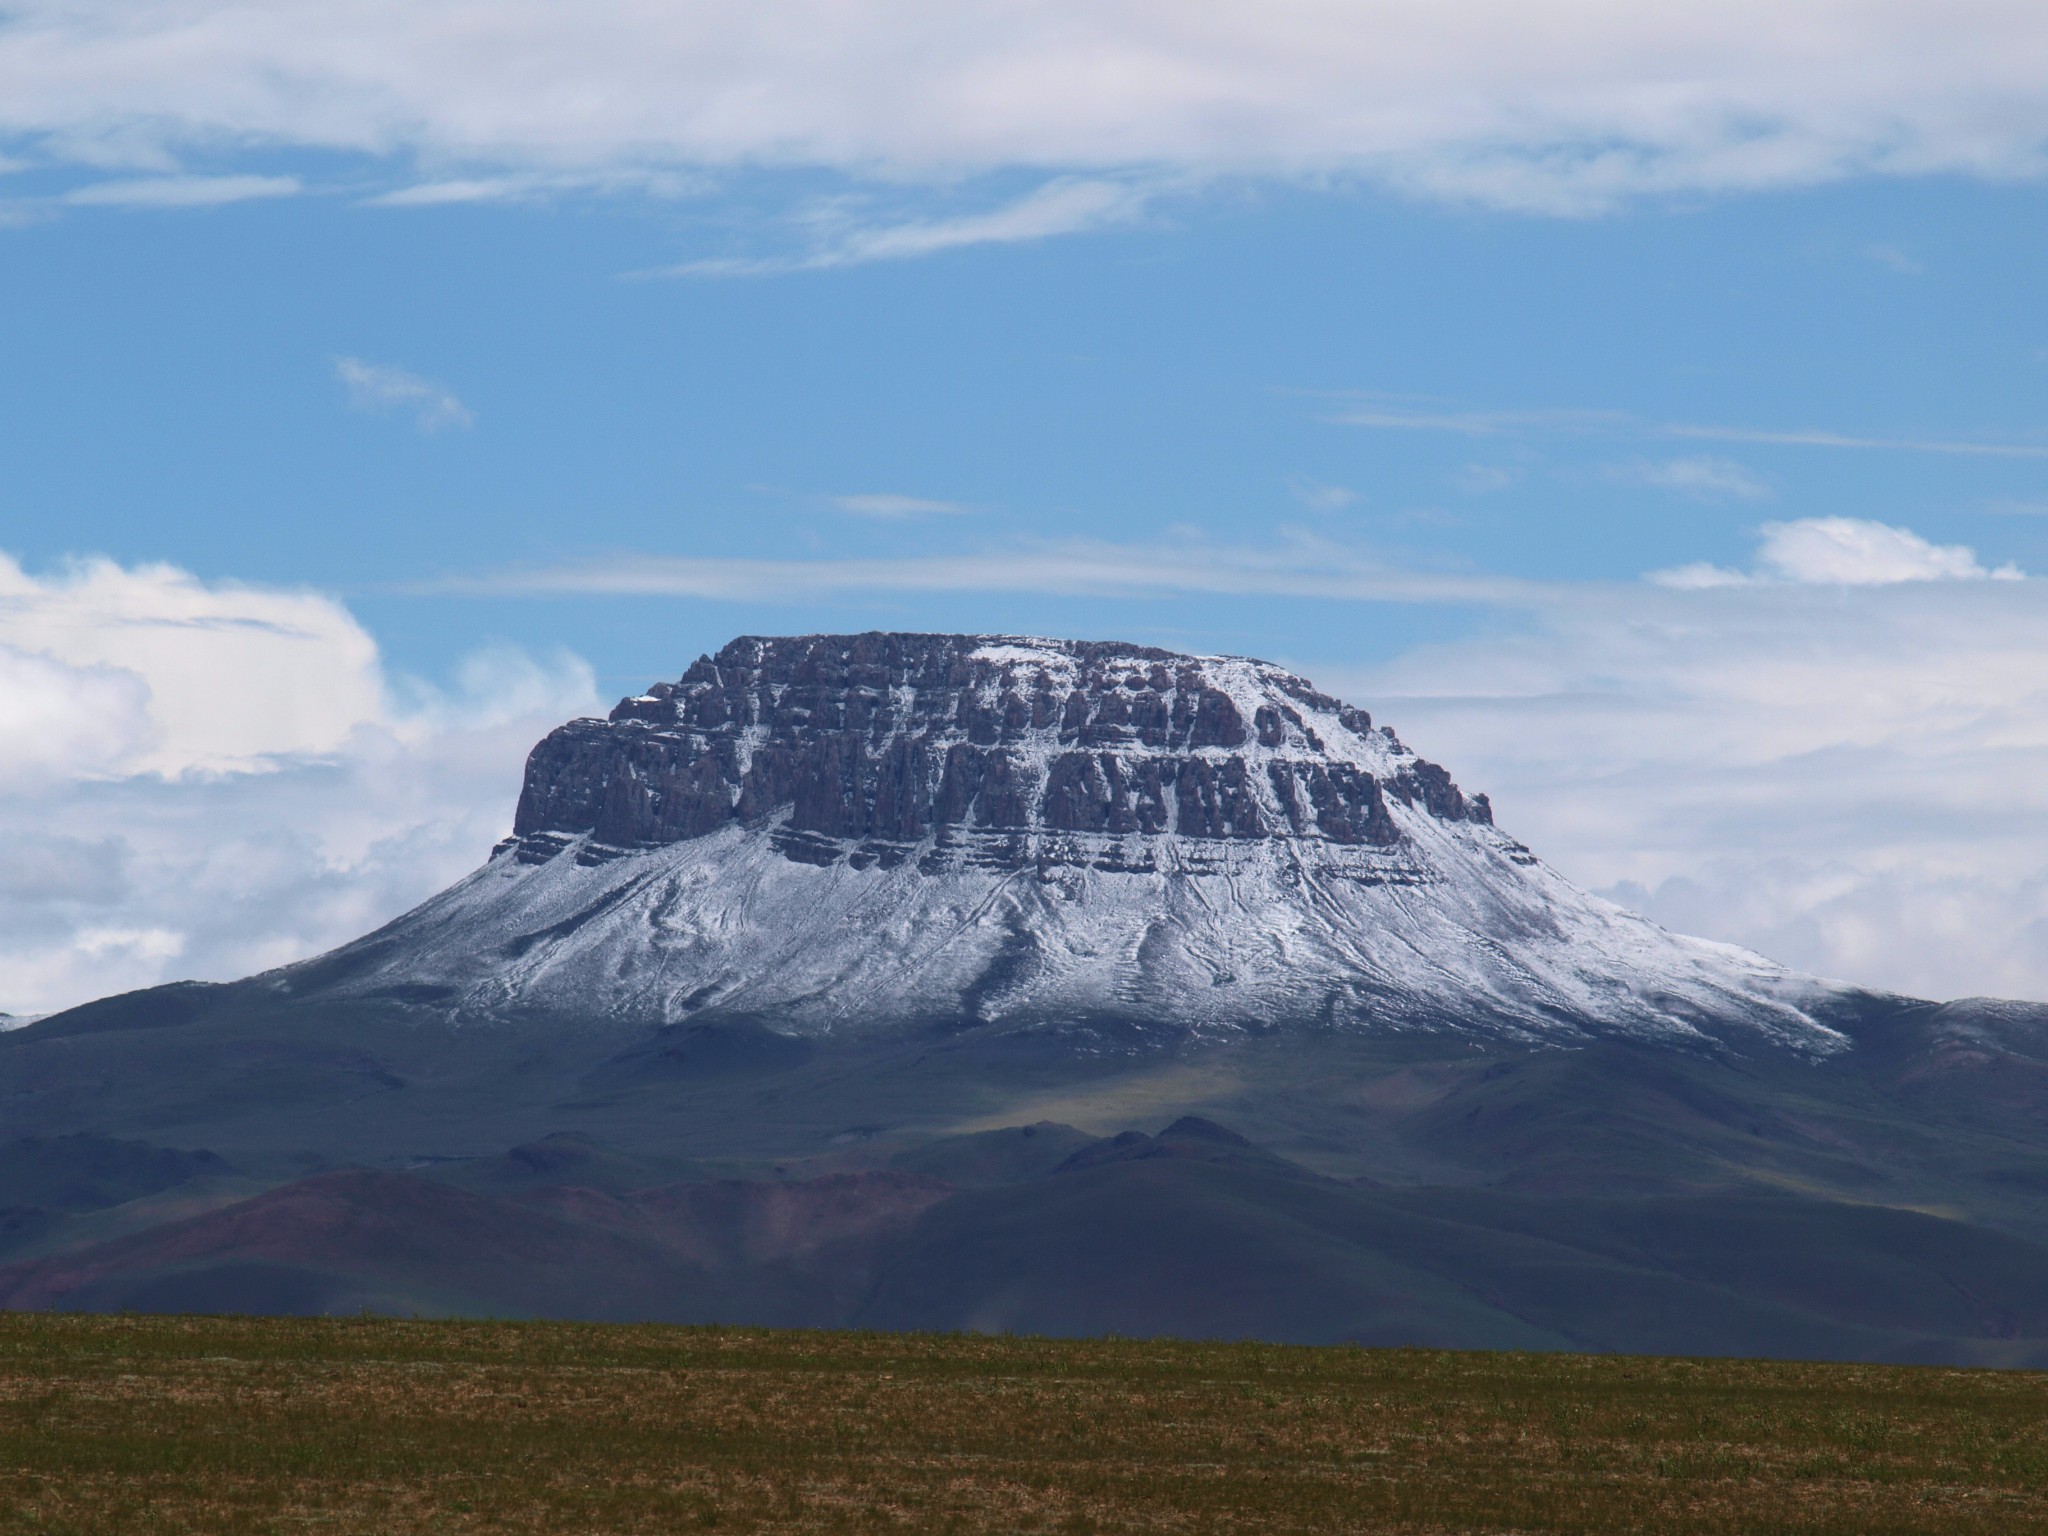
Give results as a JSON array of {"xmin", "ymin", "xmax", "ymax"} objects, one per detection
[{"xmin": 1, "ymin": 1313, "xmax": 2045, "ymax": 1534}]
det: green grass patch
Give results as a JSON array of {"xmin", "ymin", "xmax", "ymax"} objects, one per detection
[{"xmin": 1, "ymin": 1312, "xmax": 2044, "ymax": 1533}]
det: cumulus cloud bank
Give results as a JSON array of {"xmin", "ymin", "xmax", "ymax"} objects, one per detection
[
  {"xmin": 2, "ymin": 2, "xmax": 2045, "ymax": 213},
  {"xmin": 1339, "ymin": 520, "xmax": 2048, "ymax": 1002},
  {"xmin": 0, "ymin": 553, "xmax": 594, "ymax": 1016}
]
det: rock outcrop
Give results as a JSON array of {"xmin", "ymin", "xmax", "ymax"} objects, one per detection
[{"xmin": 510, "ymin": 633, "xmax": 1488, "ymax": 872}]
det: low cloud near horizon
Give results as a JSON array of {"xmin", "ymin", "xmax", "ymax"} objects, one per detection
[{"xmin": 4, "ymin": 517, "xmax": 2048, "ymax": 1013}]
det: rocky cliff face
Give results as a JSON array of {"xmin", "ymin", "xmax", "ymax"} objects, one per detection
[
  {"xmin": 510, "ymin": 633, "xmax": 1488, "ymax": 873},
  {"xmin": 285, "ymin": 633, "xmax": 1843, "ymax": 1049}
]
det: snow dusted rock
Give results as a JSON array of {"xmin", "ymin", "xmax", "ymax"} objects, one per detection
[
  {"xmin": 508, "ymin": 632, "xmax": 1471, "ymax": 867},
  {"xmin": 285, "ymin": 634, "xmax": 1848, "ymax": 1049}
]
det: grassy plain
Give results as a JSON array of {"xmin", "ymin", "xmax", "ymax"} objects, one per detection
[{"xmin": 1, "ymin": 1313, "xmax": 2044, "ymax": 1534}]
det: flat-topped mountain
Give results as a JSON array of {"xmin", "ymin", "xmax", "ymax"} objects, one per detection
[{"xmin": 282, "ymin": 632, "xmax": 1839, "ymax": 1047}]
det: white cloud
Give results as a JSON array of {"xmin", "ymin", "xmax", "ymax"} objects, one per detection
[
  {"xmin": 445, "ymin": 522, "xmax": 2016, "ymax": 609},
  {"xmin": 662, "ymin": 178, "xmax": 1149, "ymax": 275},
  {"xmin": 0, "ymin": 643, "xmax": 148, "ymax": 789},
  {"xmin": 1864, "ymin": 242, "xmax": 1924, "ymax": 275},
  {"xmin": 1606, "ymin": 455, "xmax": 1771, "ymax": 502},
  {"xmin": 1453, "ymin": 465, "xmax": 1519, "ymax": 494},
  {"xmin": 335, "ymin": 356, "xmax": 474, "ymax": 432},
  {"xmin": 1663, "ymin": 424, "xmax": 2048, "ymax": 458},
  {"xmin": 1334, "ymin": 397, "xmax": 2048, "ymax": 459},
  {"xmin": 365, "ymin": 167, "xmax": 706, "ymax": 207},
  {"xmin": 0, "ymin": 2, "xmax": 2043, "ymax": 214},
  {"xmin": 0, "ymin": 552, "xmax": 384, "ymax": 778},
  {"xmin": 1757, "ymin": 518, "xmax": 2018, "ymax": 584},
  {"xmin": 429, "ymin": 533, "xmax": 1534, "ymax": 607},
  {"xmin": 1286, "ymin": 476, "xmax": 1360, "ymax": 512},
  {"xmin": 1331, "ymin": 403, "xmax": 1618, "ymax": 435},
  {"xmin": 828, "ymin": 492, "xmax": 971, "ymax": 519},
  {"xmin": 368, "ymin": 177, "xmax": 541, "ymax": 208},
  {"xmin": 0, "ymin": 552, "xmax": 596, "ymax": 1014},
  {"xmin": 1337, "ymin": 567, "xmax": 2048, "ymax": 1002},
  {"xmin": 61, "ymin": 173, "xmax": 299, "ymax": 207},
  {"xmin": 1653, "ymin": 516, "xmax": 2022, "ymax": 588},
  {"xmin": 824, "ymin": 180, "xmax": 1147, "ymax": 262}
]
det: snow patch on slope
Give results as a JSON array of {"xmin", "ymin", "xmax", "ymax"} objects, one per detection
[{"xmin": 298, "ymin": 810, "xmax": 1844, "ymax": 1051}]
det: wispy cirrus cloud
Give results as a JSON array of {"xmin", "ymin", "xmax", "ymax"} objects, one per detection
[
  {"xmin": 367, "ymin": 177, "xmax": 544, "ymax": 208},
  {"xmin": 335, "ymin": 356, "xmax": 474, "ymax": 432},
  {"xmin": 1864, "ymin": 242, "xmax": 1925, "ymax": 275},
  {"xmin": 1331, "ymin": 396, "xmax": 2048, "ymax": 459},
  {"xmin": 1326, "ymin": 403, "xmax": 1624, "ymax": 436},
  {"xmin": 1661, "ymin": 423, "xmax": 2048, "ymax": 459},
  {"xmin": 656, "ymin": 178, "xmax": 1151, "ymax": 276},
  {"xmin": 1286, "ymin": 477, "xmax": 1360, "ymax": 512},
  {"xmin": 1604, "ymin": 455, "xmax": 1772, "ymax": 501},
  {"xmin": 827, "ymin": 493, "xmax": 972, "ymax": 519},
  {"xmin": 428, "ymin": 516, "xmax": 2027, "ymax": 609},
  {"xmin": 62, "ymin": 174, "xmax": 299, "ymax": 208},
  {"xmin": 364, "ymin": 167, "xmax": 706, "ymax": 208},
  {"xmin": 421, "ymin": 534, "xmax": 1536, "ymax": 608}
]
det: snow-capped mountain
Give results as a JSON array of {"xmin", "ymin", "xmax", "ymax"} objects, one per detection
[{"xmin": 282, "ymin": 633, "xmax": 1847, "ymax": 1049}]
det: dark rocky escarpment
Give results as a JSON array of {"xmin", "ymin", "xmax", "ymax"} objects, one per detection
[{"xmin": 510, "ymin": 633, "xmax": 1489, "ymax": 868}]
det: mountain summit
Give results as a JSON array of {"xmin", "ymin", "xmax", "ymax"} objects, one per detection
[{"xmin": 289, "ymin": 632, "xmax": 1839, "ymax": 1047}]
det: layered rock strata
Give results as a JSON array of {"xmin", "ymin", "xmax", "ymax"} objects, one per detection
[{"xmin": 509, "ymin": 633, "xmax": 1489, "ymax": 873}]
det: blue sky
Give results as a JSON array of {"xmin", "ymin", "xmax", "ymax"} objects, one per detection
[
  {"xmin": 6, "ymin": 174, "xmax": 2046, "ymax": 694},
  {"xmin": 2, "ymin": 0, "xmax": 2048, "ymax": 1012}
]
